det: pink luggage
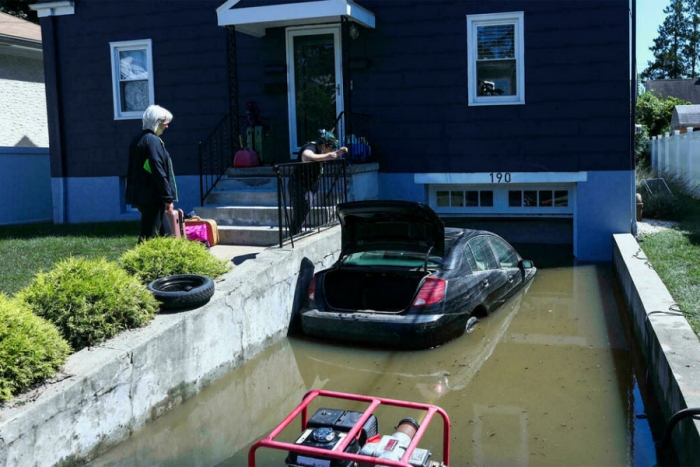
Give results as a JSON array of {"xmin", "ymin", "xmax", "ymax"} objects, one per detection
[{"xmin": 165, "ymin": 208, "xmax": 185, "ymax": 238}]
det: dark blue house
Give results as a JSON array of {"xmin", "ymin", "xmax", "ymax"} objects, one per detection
[{"xmin": 31, "ymin": 0, "xmax": 635, "ymax": 261}]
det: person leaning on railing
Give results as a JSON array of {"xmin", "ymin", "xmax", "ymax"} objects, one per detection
[{"xmin": 289, "ymin": 129, "xmax": 348, "ymax": 235}]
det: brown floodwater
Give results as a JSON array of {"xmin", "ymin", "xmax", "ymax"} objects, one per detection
[{"xmin": 90, "ymin": 249, "xmax": 668, "ymax": 467}]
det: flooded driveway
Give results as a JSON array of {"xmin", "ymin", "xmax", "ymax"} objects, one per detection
[{"xmin": 90, "ymin": 247, "xmax": 662, "ymax": 466}]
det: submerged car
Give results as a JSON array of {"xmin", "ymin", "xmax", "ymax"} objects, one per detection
[{"xmin": 299, "ymin": 200, "xmax": 536, "ymax": 349}]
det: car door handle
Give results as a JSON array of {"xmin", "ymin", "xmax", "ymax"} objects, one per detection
[{"xmin": 481, "ymin": 280, "xmax": 489, "ymax": 289}]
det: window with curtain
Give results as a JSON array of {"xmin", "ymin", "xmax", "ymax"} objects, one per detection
[
  {"xmin": 110, "ymin": 39, "xmax": 154, "ymax": 119},
  {"xmin": 467, "ymin": 12, "xmax": 524, "ymax": 106}
]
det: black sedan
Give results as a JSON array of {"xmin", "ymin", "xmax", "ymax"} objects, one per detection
[{"xmin": 298, "ymin": 200, "xmax": 536, "ymax": 349}]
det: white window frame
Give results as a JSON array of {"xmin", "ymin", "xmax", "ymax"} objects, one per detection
[
  {"xmin": 466, "ymin": 11, "xmax": 525, "ymax": 106},
  {"xmin": 430, "ymin": 184, "xmax": 574, "ymax": 217},
  {"xmin": 109, "ymin": 39, "xmax": 155, "ymax": 120}
]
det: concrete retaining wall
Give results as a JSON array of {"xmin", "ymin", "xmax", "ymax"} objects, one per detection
[
  {"xmin": 613, "ymin": 234, "xmax": 700, "ymax": 467},
  {"xmin": 0, "ymin": 228, "xmax": 342, "ymax": 467}
]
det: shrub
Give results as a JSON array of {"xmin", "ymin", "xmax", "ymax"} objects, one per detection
[
  {"xmin": 119, "ymin": 237, "xmax": 230, "ymax": 284},
  {"xmin": 0, "ymin": 294, "xmax": 71, "ymax": 401},
  {"xmin": 16, "ymin": 257, "xmax": 158, "ymax": 351}
]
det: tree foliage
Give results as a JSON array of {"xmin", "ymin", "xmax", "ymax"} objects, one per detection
[
  {"xmin": 642, "ymin": 0, "xmax": 700, "ymax": 79},
  {"xmin": 636, "ymin": 91, "xmax": 690, "ymax": 137},
  {"xmin": 0, "ymin": 0, "xmax": 38, "ymax": 23}
]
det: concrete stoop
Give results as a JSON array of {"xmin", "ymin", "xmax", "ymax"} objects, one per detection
[
  {"xmin": 0, "ymin": 227, "xmax": 343, "ymax": 467},
  {"xmin": 613, "ymin": 234, "xmax": 700, "ymax": 467}
]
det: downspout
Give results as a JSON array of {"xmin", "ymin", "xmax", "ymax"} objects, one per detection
[
  {"xmin": 44, "ymin": 15, "xmax": 68, "ymax": 223},
  {"xmin": 631, "ymin": 0, "xmax": 637, "ymax": 236}
]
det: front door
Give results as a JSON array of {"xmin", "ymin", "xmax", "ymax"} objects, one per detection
[{"xmin": 286, "ymin": 26, "xmax": 344, "ymax": 159}]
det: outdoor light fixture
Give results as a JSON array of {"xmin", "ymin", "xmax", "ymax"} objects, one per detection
[{"xmin": 349, "ymin": 23, "xmax": 360, "ymax": 40}]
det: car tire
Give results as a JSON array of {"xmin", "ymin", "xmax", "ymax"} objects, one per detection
[
  {"xmin": 466, "ymin": 316, "xmax": 479, "ymax": 333},
  {"xmin": 148, "ymin": 274, "xmax": 215, "ymax": 310}
]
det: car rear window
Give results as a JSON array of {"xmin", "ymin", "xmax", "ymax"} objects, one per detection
[{"xmin": 343, "ymin": 250, "xmax": 443, "ymax": 268}]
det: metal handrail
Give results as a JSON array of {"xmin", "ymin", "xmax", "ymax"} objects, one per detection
[
  {"xmin": 198, "ymin": 114, "xmax": 234, "ymax": 206},
  {"xmin": 274, "ymin": 159, "xmax": 347, "ymax": 248}
]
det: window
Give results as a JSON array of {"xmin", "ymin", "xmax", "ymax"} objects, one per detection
[
  {"xmin": 488, "ymin": 237, "xmax": 519, "ymax": 268},
  {"xmin": 467, "ymin": 12, "xmax": 524, "ymax": 106},
  {"xmin": 467, "ymin": 237, "xmax": 499, "ymax": 271},
  {"xmin": 110, "ymin": 39, "xmax": 154, "ymax": 119},
  {"xmin": 508, "ymin": 189, "xmax": 569, "ymax": 208},
  {"xmin": 436, "ymin": 189, "xmax": 494, "ymax": 209}
]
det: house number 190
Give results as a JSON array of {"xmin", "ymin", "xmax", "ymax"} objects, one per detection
[{"xmin": 489, "ymin": 172, "xmax": 511, "ymax": 183}]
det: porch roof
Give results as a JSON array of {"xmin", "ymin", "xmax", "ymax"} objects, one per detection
[{"xmin": 216, "ymin": 0, "xmax": 375, "ymax": 37}]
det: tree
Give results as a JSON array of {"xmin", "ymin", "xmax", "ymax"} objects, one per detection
[
  {"xmin": 636, "ymin": 90, "xmax": 689, "ymax": 137},
  {"xmin": 0, "ymin": 0, "xmax": 38, "ymax": 24},
  {"xmin": 684, "ymin": 0, "xmax": 700, "ymax": 77},
  {"xmin": 642, "ymin": 0, "xmax": 689, "ymax": 80}
]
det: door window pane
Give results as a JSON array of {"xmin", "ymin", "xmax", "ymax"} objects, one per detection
[
  {"xmin": 539, "ymin": 190, "xmax": 553, "ymax": 207},
  {"xmin": 488, "ymin": 237, "xmax": 519, "ymax": 268},
  {"xmin": 481, "ymin": 190, "xmax": 494, "ymax": 207},
  {"xmin": 451, "ymin": 191, "xmax": 465, "ymax": 207},
  {"xmin": 466, "ymin": 191, "xmax": 479, "ymax": 207},
  {"xmin": 436, "ymin": 191, "xmax": 450, "ymax": 207},
  {"xmin": 293, "ymin": 34, "xmax": 337, "ymax": 145},
  {"xmin": 555, "ymin": 190, "xmax": 569, "ymax": 207},
  {"xmin": 468, "ymin": 237, "xmax": 499, "ymax": 270},
  {"xmin": 508, "ymin": 190, "xmax": 521, "ymax": 207},
  {"xmin": 524, "ymin": 190, "xmax": 537, "ymax": 206}
]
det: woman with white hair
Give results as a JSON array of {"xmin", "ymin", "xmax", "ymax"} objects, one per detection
[{"xmin": 125, "ymin": 105, "xmax": 178, "ymax": 242}]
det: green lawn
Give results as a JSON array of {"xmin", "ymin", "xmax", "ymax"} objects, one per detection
[
  {"xmin": 0, "ymin": 222, "xmax": 139, "ymax": 296},
  {"xmin": 636, "ymin": 169, "xmax": 700, "ymax": 337}
]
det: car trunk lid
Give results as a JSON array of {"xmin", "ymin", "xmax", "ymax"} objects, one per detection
[{"xmin": 337, "ymin": 200, "xmax": 445, "ymax": 259}]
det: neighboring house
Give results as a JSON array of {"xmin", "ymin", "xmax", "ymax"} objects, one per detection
[
  {"xmin": 670, "ymin": 105, "xmax": 700, "ymax": 133},
  {"xmin": 31, "ymin": 0, "xmax": 634, "ymax": 261},
  {"xmin": 0, "ymin": 11, "xmax": 52, "ymax": 224},
  {"xmin": 645, "ymin": 79, "xmax": 700, "ymax": 104}
]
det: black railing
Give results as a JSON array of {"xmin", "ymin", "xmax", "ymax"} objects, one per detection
[
  {"xmin": 275, "ymin": 159, "xmax": 347, "ymax": 248},
  {"xmin": 198, "ymin": 114, "xmax": 235, "ymax": 206}
]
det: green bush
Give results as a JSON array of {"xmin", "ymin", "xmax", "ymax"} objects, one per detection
[
  {"xmin": 0, "ymin": 294, "xmax": 71, "ymax": 401},
  {"xmin": 119, "ymin": 237, "xmax": 230, "ymax": 284},
  {"xmin": 16, "ymin": 257, "xmax": 158, "ymax": 351}
]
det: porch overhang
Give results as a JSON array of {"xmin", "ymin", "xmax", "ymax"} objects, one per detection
[{"xmin": 216, "ymin": 0, "xmax": 375, "ymax": 37}]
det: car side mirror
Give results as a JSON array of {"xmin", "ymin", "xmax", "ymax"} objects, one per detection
[{"xmin": 519, "ymin": 259, "xmax": 534, "ymax": 269}]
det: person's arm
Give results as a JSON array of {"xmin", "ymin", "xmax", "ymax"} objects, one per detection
[
  {"xmin": 146, "ymin": 136, "xmax": 175, "ymax": 207},
  {"xmin": 301, "ymin": 146, "xmax": 348, "ymax": 162}
]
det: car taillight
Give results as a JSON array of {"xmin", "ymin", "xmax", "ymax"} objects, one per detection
[
  {"xmin": 412, "ymin": 277, "xmax": 446, "ymax": 307},
  {"xmin": 307, "ymin": 276, "xmax": 317, "ymax": 303}
]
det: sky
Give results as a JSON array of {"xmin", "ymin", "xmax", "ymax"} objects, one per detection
[{"xmin": 636, "ymin": 0, "xmax": 669, "ymax": 73}]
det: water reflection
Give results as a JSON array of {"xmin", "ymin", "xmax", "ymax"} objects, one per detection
[{"xmin": 91, "ymin": 259, "xmax": 659, "ymax": 466}]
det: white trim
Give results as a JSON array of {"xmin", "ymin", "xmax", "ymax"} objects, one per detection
[
  {"xmin": 109, "ymin": 39, "xmax": 155, "ymax": 120},
  {"xmin": 466, "ymin": 11, "xmax": 525, "ymax": 106},
  {"xmin": 286, "ymin": 26, "xmax": 344, "ymax": 159},
  {"xmin": 29, "ymin": 1, "xmax": 74, "ymax": 17},
  {"xmin": 217, "ymin": 0, "xmax": 375, "ymax": 37},
  {"xmin": 415, "ymin": 172, "xmax": 588, "ymax": 184}
]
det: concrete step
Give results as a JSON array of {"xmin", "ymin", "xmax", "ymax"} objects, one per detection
[
  {"xmin": 205, "ymin": 190, "xmax": 279, "ymax": 206},
  {"xmin": 195, "ymin": 206, "xmax": 282, "ymax": 226},
  {"xmin": 217, "ymin": 225, "xmax": 281, "ymax": 246},
  {"xmin": 213, "ymin": 176, "xmax": 278, "ymax": 192},
  {"xmin": 194, "ymin": 205, "xmax": 338, "ymax": 228}
]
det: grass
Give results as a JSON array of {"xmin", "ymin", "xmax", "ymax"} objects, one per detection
[
  {"xmin": 636, "ymin": 167, "xmax": 700, "ymax": 336},
  {"xmin": 0, "ymin": 221, "xmax": 139, "ymax": 296}
]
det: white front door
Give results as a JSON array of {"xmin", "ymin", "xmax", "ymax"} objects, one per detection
[{"xmin": 286, "ymin": 26, "xmax": 344, "ymax": 159}]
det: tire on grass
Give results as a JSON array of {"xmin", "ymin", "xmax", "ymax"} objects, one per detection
[{"xmin": 147, "ymin": 274, "xmax": 215, "ymax": 310}]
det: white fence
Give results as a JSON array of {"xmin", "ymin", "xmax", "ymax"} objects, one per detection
[{"xmin": 649, "ymin": 128, "xmax": 700, "ymax": 190}]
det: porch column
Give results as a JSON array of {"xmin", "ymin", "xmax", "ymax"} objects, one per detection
[{"xmin": 226, "ymin": 25, "xmax": 240, "ymax": 152}]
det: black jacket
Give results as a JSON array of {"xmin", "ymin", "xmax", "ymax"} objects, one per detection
[{"xmin": 125, "ymin": 130, "xmax": 177, "ymax": 206}]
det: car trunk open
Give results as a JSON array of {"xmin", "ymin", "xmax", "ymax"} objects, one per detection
[{"xmin": 322, "ymin": 268, "xmax": 431, "ymax": 312}]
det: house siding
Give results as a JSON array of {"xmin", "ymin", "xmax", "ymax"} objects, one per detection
[
  {"xmin": 0, "ymin": 53, "xmax": 48, "ymax": 148},
  {"xmin": 41, "ymin": 0, "xmax": 229, "ymax": 180}
]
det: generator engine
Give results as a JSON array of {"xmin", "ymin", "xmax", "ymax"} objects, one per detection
[{"xmin": 285, "ymin": 408, "xmax": 435, "ymax": 467}]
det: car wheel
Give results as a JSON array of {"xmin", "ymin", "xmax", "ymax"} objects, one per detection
[
  {"xmin": 148, "ymin": 274, "xmax": 215, "ymax": 310},
  {"xmin": 466, "ymin": 316, "xmax": 479, "ymax": 333}
]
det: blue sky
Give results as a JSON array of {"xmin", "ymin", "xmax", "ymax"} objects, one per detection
[{"xmin": 636, "ymin": 0, "xmax": 668, "ymax": 73}]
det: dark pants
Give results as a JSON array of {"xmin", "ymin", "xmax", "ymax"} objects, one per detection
[
  {"xmin": 137, "ymin": 204, "xmax": 169, "ymax": 242},
  {"xmin": 289, "ymin": 176, "xmax": 310, "ymax": 236}
]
